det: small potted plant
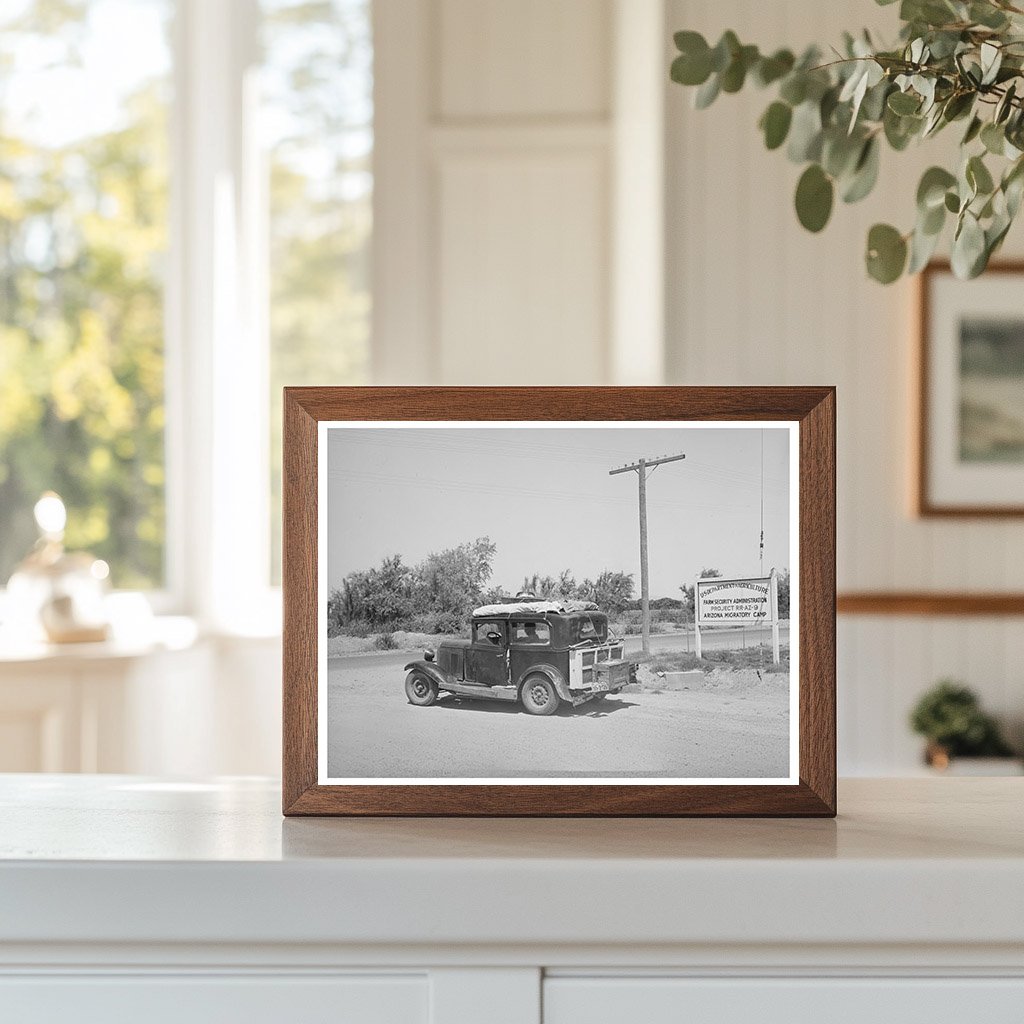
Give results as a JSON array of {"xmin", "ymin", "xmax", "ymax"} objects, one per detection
[{"xmin": 910, "ymin": 680, "xmax": 1019, "ymax": 773}]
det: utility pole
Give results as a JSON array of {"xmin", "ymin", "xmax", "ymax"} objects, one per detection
[{"xmin": 609, "ymin": 452, "xmax": 686, "ymax": 657}]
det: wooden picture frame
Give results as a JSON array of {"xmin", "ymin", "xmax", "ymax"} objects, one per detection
[
  {"xmin": 283, "ymin": 387, "xmax": 836, "ymax": 816},
  {"xmin": 917, "ymin": 260, "xmax": 1024, "ymax": 517}
]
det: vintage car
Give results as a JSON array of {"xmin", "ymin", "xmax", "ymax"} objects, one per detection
[{"xmin": 403, "ymin": 600, "xmax": 637, "ymax": 716}]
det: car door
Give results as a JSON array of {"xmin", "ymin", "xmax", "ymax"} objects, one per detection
[{"xmin": 465, "ymin": 620, "xmax": 508, "ymax": 687}]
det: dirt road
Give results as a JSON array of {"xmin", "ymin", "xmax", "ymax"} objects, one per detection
[{"xmin": 326, "ymin": 655, "xmax": 790, "ymax": 780}]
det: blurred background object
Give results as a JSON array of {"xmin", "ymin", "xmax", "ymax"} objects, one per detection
[{"xmin": 5, "ymin": 492, "xmax": 111, "ymax": 644}]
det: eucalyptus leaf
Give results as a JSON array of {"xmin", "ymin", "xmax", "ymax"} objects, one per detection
[
  {"xmin": 694, "ymin": 73, "xmax": 721, "ymax": 109},
  {"xmin": 866, "ymin": 223, "xmax": 908, "ymax": 283},
  {"xmin": 980, "ymin": 42, "xmax": 1002, "ymax": 86},
  {"xmin": 951, "ymin": 212, "xmax": 986, "ymax": 278},
  {"xmin": 917, "ymin": 166, "xmax": 957, "ymax": 210},
  {"xmin": 920, "ymin": 200, "xmax": 946, "ymax": 235},
  {"xmin": 842, "ymin": 137, "xmax": 880, "ymax": 203},
  {"xmin": 980, "ymin": 42, "xmax": 1003, "ymax": 86},
  {"xmin": 908, "ymin": 221, "xmax": 942, "ymax": 273},
  {"xmin": 760, "ymin": 101, "xmax": 793, "ymax": 150},
  {"xmin": 967, "ymin": 154, "xmax": 995, "ymax": 195},
  {"xmin": 888, "ymin": 90, "xmax": 921, "ymax": 115},
  {"xmin": 721, "ymin": 44, "xmax": 759, "ymax": 93},
  {"xmin": 822, "ymin": 128, "xmax": 863, "ymax": 178},
  {"xmin": 962, "ymin": 115, "xmax": 983, "ymax": 145},
  {"xmin": 795, "ymin": 164, "xmax": 834, "ymax": 232},
  {"xmin": 754, "ymin": 49, "xmax": 795, "ymax": 87},
  {"xmin": 970, "ymin": 2, "xmax": 1009, "ymax": 29},
  {"xmin": 981, "ymin": 121, "xmax": 1006, "ymax": 155},
  {"xmin": 996, "ymin": 83, "xmax": 1017, "ymax": 125},
  {"xmin": 779, "ymin": 74, "xmax": 807, "ymax": 106},
  {"xmin": 787, "ymin": 101, "xmax": 823, "ymax": 162},
  {"xmin": 710, "ymin": 31, "xmax": 740, "ymax": 73}
]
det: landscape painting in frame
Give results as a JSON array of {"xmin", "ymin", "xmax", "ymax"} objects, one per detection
[
  {"xmin": 920, "ymin": 263, "xmax": 1024, "ymax": 515},
  {"xmin": 317, "ymin": 421, "xmax": 799, "ymax": 786}
]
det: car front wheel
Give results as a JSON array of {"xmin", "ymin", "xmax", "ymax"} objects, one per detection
[
  {"xmin": 405, "ymin": 671, "xmax": 438, "ymax": 706},
  {"xmin": 521, "ymin": 675, "xmax": 560, "ymax": 716}
]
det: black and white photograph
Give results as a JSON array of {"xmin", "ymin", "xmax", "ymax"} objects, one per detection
[{"xmin": 318, "ymin": 422, "xmax": 798, "ymax": 785}]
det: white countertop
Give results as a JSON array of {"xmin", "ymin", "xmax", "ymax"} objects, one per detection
[{"xmin": 2, "ymin": 775, "xmax": 1023, "ymax": 951}]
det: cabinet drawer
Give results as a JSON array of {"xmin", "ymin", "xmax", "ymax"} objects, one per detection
[
  {"xmin": 544, "ymin": 977, "xmax": 1024, "ymax": 1024},
  {"xmin": 0, "ymin": 974, "xmax": 428, "ymax": 1024}
]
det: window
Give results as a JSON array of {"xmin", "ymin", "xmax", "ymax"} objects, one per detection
[
  {"xmin": 474, "ymin": 621, "xmax": 504, "ymax": 646},
  {"xmin": 0, "ymin": 0, "xmax": 172, "ymax": 588},
  {"xmin": 0, "ymin": 0, "xmax": 374, "ymax": 621},
  {"xmin": 511, "ymin": 620, "xmax": 550, "ymax": 645},
  {"xmin": 262, "ymin": 0, "xmax": 372, "ymax": 581}
]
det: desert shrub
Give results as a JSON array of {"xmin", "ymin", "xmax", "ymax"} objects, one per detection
[
  {"xmin": 374, "ymin": 632, "xmax": 399, "ymax": 650},
  {"xmin": 340, "ymin": 620, "xmax": 371, "ymax": 639}
]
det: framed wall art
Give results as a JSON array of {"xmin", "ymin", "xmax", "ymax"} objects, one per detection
[
  {"xmin": 918, "ymin": 261, "xmax": 1024, "ymax": 517},
  {"xmin": 282, "ymin": 387, "xmax": 836, "ymax": 816}
]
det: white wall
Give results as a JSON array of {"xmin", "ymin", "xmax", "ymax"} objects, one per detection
[
  {"xmin": 373, "ymin": 0, "xmax": 665, "ymax": 386},
  {"xmin": 665, "ymin": 0, "xmax": 1024, "ymax": 772}
]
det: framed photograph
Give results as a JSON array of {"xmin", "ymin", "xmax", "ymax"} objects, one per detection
[
  {"xmin": 283, "ymin": 387, "xmax": 836, "ymax": 816},
  {"xmin": 918, "ymin": 261, "xmax": 1024, "ymax": 516}
]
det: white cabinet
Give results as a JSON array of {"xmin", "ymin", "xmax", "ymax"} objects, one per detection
[
  {"xmin": 2, "ymin": 777, "xmax": 1023, "ymax": 1024},
  {"xmin": 545, "ymin": 977, "xmax": 1024, "ymax": 1024},
  {"xmin": 1, "ymin": 975, "xmax": 428, "ymax": 1024}
]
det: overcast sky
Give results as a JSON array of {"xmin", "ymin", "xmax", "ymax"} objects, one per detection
[{"xmin": 326, "ymin": 425, "xmax": 792, "ymax": 599}]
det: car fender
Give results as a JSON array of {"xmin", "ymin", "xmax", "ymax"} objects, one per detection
[
  {"xmin": 516, "ymin": 663, "xmax": 571, "ymax": 703},
  {"xmin": 403, "ymin": 661, "xmax": 453, "ymax": 691}
]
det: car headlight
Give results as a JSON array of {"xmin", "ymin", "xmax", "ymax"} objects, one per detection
[{"xmin": 424, "ymin": 647, "xmax": 435, "ymax": 662}]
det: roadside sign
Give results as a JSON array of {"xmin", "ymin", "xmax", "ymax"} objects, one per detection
[{"xmin": 695, "ymin": 572, "xmax": 780, "ymax": 664}]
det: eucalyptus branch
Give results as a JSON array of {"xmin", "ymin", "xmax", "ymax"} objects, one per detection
[{"xmin": 670, "ymin": 0, "xmax": 1024, "ymax": 283}]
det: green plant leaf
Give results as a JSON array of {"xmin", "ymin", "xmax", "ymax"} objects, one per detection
[
  {"xmin": 908, "ymin": 221, "xmax": 942, "ymax": 273},
  {"xmin": 795, "ymin": 164, "xmax": 834, "ymax": 232},
  {"xmin": 917, "ymin": 166, "xmax": 957, "ymax": 210},
  {"xmin": 970, "ymin": 2, "xmax": 1009, "ymax": 29},
  {"xmin": 694, "ymin": 73, "xmax": 721, "ymax": 109},
  {"xmin": 779, "ymin": 73, "xmax": 807, "ymax": 106},
  {"xmin": 760, "ymin": 101, "xmax": 792, "ymax": 150},
  {"xmin": 951, "ymin": 212, "xmax": 986, "ymax": 278},
  {"xmin": 787, "ymin": 101, "xmax": 823, "ymax": 162},
  {"xmin": 967, "ymin": 154, "xmax": 995, "ymax": 196},
  {"xmin": 842, "ymin": 136, "xmax": 880, "ymax": 203},
  {"xmin": 721, "ymin": 44, "xmax": 759, "ymax": 92},
  {"xmin": 866, "ymin": 223, "xmax": 907, "ymax": 283},
  {"xmin": 671, "ymin": 32, "xmax": 713, "ymax": 86},
  {"xmin": 980, "ymin": 41, "xmax": 1002, "ymax": 86},
  {"xmin": 822, "ymin": 128, "xmax": 862, "ymax": 178},
  {"xmin": 962, "ymin": 115, "xmax": 983, "ymax": 145},
  {"xmin": 710, "ymin": 30, "xmax": 740, "ymax": 73},
  {"xmin": 996, "ymin": 82, "xmax": 1017, "ymax": 125},
  {"xmin": 753, "ymin": 49, "xmax": 794, "ymax": 87},
  {"xmin": 942, "ymin": 91, "xmax": 974, "ymax": 123},
  {"xmin": 888, "ymin": 90, "xmax": 921, "ymax": 115},
  {"xmin": 944, "ymin": 190, "xmax": 960, "ymax": 213},
  {"xmin": 981, "ymin": 122, "xmax": 1005, "ymax": 155},
  {"xmin": 884, "ymin": 106, "xmax": 922, "ymax": 150}
]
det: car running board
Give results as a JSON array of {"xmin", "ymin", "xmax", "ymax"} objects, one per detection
[{"xmin": 440, "ymin": 680, "xmax": 518, "ymax": 702}]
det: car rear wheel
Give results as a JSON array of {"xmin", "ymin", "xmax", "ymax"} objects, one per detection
[
  {"xmin": 405, "ymin": 671, "xmax": 438, "ymax": 706},
  {"xmin": 521, "ymin": 675, "xmax": 559, "ymax": 716}
]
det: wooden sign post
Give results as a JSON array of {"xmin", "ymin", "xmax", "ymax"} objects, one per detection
[{"xmin": 695, "ymin": 572, "xmax": 780, "ymax": 665}]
